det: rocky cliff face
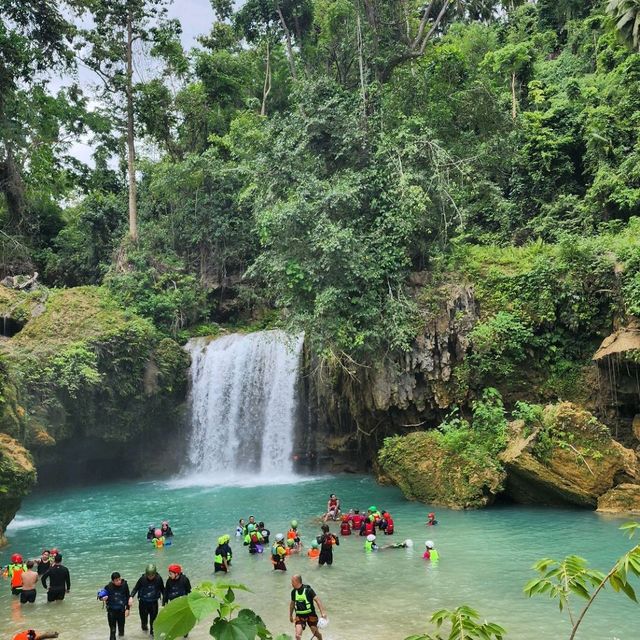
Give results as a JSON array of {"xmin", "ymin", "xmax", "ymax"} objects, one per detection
[
  {"xmin": 304, "ymin": 280, "xmax": 477, "ymax": 470},
  {"xmin": 0, "ymin": 433, "xmax": 36, "ymax": 546},
  {"xmin": 0, "ymin": 283, "xmax": 190, "ymax": 532}
]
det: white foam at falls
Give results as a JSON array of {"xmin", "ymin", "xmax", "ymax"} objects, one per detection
[{"xmin": 183, "ymin": 331, "xmax": 304, "ymax": 483}]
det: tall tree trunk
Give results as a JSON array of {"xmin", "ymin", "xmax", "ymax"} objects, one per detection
[
  {"xmin": 511, "ymin": 72, "xmax": 517, "ymax": 120},
  {"xmin": 126, "ymin": 10, "xmax": 138, "ymax": 242},
  {"xmin": 261, "ymin": 40, "xmax": 272, "ymax": 117},
  {"xmin": 276, "ymin": 5, "xmax": 297, "ymax": 80},
  {"xmin": 0, "ymin": 146, "xmax": 26, "ymax": 231},
  {"xmin": 356, "ymin": 8, "xmax": 367, "ymax": 116}
]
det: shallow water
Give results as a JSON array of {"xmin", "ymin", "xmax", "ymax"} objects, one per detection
[{"xmin": 1, "ymin": 475, "xmax": 638, "ymax": 640}]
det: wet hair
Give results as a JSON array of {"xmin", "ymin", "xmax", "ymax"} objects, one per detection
[
  {"xmin": 42, "ymin": 549, "xmax": 50, "ymax": 555},
  {"xmin": 111, "ymin": 571, "xmax": 121, "ymax": 580},
  {"xmin": 26, "ymin": 560, "xmax": 35, "ymax": 569},
  {"xmin": 321, "ymin": 524, "xmax": 329, "ymax": 533},
  {"xmin": 258, "ymin": 521, "xmax": 265, "ymax": 528},
  {"xmin": 54, "ymin": 553, "xmax": 62, "ymax": 563}
]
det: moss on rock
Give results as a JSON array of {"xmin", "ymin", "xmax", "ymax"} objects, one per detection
[
  {"xmin": 377, "ymin": 431, "xmax": 505, "ymax": 509},
  {"xmin": 0, "ymin": 433, "xmax": 36, "ymax": 547}
]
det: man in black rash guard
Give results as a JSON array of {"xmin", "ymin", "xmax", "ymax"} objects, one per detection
[
  {"xmin": 130, "ymin": 564, "xmax": 164, "ymax": 636},
  {"xmin": 36, "ymin": 550, "xmax": 51, "ymax": 577},
  {"xmin": 41, "ymin": 554, "xmax": 70, "ymax": 602}
]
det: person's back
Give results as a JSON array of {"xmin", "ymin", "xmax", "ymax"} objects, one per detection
[
  {"xmin": 42, "ymin": 555, "xmax": 70, "ymax": 601},
  {"xmin": 20, "ymin": 561, "xmax": 38, "ymax": 604}
]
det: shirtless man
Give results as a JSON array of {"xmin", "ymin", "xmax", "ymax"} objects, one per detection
[{"xmin": 20, "ymin": 561, "xmax": 39, "ymax": 604}]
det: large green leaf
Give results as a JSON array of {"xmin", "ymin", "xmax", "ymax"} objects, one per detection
[
  {"xmin": 154, "ymin": 596, "xmax": 197, "ymax": 640},
  {"xmin": 188, "ymin": 590, "xmax": 222, "ymax": 620},
  {"xmin": 210, "ymin": 615, "xmax": 258, "ymax": 640}
]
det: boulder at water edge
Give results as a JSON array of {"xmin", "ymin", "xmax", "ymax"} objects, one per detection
[
  {"xmin": 501, "ymin": 403, "xmax": 638, "ymax": 508},
  {"xmin": 0, "ymin": 433, "xmax": 36, "ymax": 546},
  {"xmin": 377, "ymin": 431, "xmax": 505, "ymax": 509},
  {"xmin": 597, "ymin": 484, "xmax": 640, "ymax": 515}
]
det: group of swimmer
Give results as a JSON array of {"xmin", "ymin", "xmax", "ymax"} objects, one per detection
[
  {"xmin": 5, "ymin": 494, "xmax": 440, "ymax": 640},
  {"xmin": 145, "ymin": 520, "xmax": 174, "ymax": 549}
]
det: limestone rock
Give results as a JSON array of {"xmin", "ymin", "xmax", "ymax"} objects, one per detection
[
  {"xmin": 597, "ymin": 484, "xmax": 640, "ymax": 515},
  {"xmin": 0, "ymin": 433, "xmax": 36, "ymax": 546},
  {"xmin": 502, "ymin": 403, "xmax": 637, "ymax": 507},
  {"xmin": 377, "ymin": 431, "xmax": 505, "ymax": 509}
]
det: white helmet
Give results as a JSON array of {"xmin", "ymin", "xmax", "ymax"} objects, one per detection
[
  {"xmin": 262, "ymin": 530, "xmax": 268, "ymax": 537},
  {"xmin": 367, "ymin": 534, "xmax": 376, "ymax": 542},
  {"xmin": 425, "ymin": 540, "xmax": 434, "ymax": 548},
  {"xmin": 275, "ymin": 533, "xmax": 284, "ymax": 542}
]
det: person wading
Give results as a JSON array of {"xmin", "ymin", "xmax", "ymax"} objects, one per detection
[
  {"xmin": 101, "ymin": 572, "xmax": 131, "ymax": 640},
  {"xmin": 41, "ymin": 554, "xmax": 70, "ymax": 602},
  {"xmin": 289, "ymin": 574, "xmax": 326, "ymax": 640},
  {"xmin": 130, "ymin": 563, "xmax": 164, "ymax": 636}
]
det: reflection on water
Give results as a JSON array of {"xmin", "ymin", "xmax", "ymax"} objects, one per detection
[{"xmin": 0, "ymin": 475, "xmax": 638, "ymax": 640}]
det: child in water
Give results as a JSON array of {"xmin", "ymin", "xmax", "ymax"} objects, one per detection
[
  {"xmin": 307, "ymin": 541, "xmax": 320, "ymax": 559},
  {"xmin": 236, "ymin": 519, "xmax": 245, "ymax": 537},
  {"xmin": 152, "ymin": 529, "xmax": 165, "ymax": 549},
  {"xmin": 423, "ymin": 540, "xmax": 439, "ymax": 561},
  {"xmin": 426, "ymin": 512, "xmax": 438, "ymax": 526}
]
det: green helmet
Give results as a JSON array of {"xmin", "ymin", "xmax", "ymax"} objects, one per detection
[
  {"xmin": 290, "ymin": 519, "xmax": 298, "ymax": 528},
  {"xmin": 145, "ymin": 563, "xmax": 157, "ymax": 576},
  {"xmin": 311, "ymin": 541, "xmax": 319, "ymax": 549},
  {"xmin": 286, "ymin": 539, "xmax": 295, "ymax": 547}
]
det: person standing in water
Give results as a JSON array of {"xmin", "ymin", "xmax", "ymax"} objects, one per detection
[
  {"xmin": 20, "ymin": 561, "xmax": 39, "ymax": 604},
  {"xmin": 36, "ymin": 550, "xmax": 51, "ymax": 576},
  {"xmin": 130, "ymin": 564, "xmax": 164, "ymax": 636},
  {"xmin": 318, "ymin": 525, "xmax": 339, "ymax": 566},
  {"xmin": 289, "ymin": 574, "xmax": 326, "ymax": 640},
  {"xmin": 101, "ymin": 572, "xmax": 131, "ymax": 640},
  {"xmin": 164, "ymin": 565, "xmax": 191, "ymax": 604},
  {"xmin": 41, "ymin": 554, "xmax": 70, "ymax": 602}
]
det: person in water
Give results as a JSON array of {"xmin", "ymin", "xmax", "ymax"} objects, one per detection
[
  {"xmin": 259, "ymin": 522, "xmax": 270, "ymax": 544},
  {"xmin": 339, "ymin": 515, "xmax": 351, "ymax": 536},
  {"xmin": 323, "ymin": 494, "xmax": 340, "ymax": 522},
  {"xmin": 272, "ymin": 534, "xmax": 287, "ymax": 571},
  {"xmin": 243, "ymin": 515, "xmax": 257, "ymax": 536},
  {"xmin": 160, "ymin": 521, "xmax": 173, "ymax": 538},
  {"xmin": 307, "ymin": 541, "xmax": 320, "ymax": 559},
  {"xmin": 152, "ymin": 529, "xmax": 165, "ymax": 549},
  {"xmin": 236, "ymin": 519, "xmax": 245, "ymax": 537},
  {"xmin": 289, "ymin": 574, "xmax": 327, "ymax": 640},
  {"xmin": 12, "ymin": 632, "xmax": 58, "ymax": 640},
  {"xmin": 381, "ymin": 511, "xmax": 395, "ymax": 535},
  {"xmin": 20, "ymin": 561, "xmax": 39, "ymax": 604},
  {"xmin": 146, "ymin": 526, "xmax": 156, "ymax": 541},
  {"xmin": 287, "ymin": 520, "xmax": 301, "ymax": 550},
  {"xmin": 364, "ymin": 534, "xmax": 379, "ymax": 552},
  {"xmin": 130, "ymin": 563, "xmax": 164, "ymax": 636},
  {"xmin": 215, "ymin": 537, "xmax": 231, "ymax": 572},
  {"xmin": 41, "ymin": 554, "xmax": 70, "ymax": 602},
  {"xmin": 427, "ymin": 512, "xmax": 438, "ymax": 526},
  {"xmin": 351, "ymin": 509, "xmax": 364, "ymax": 533},
  {"xmin": 423, "ymin": 540, "xmax": 439, "ymax": 561},
  {"xmin": 164, "ymin": 564, "xmax": 191, "ymax": 605},
  {"xmin": 245, "ymin": 526, "xmax": 263, "ymax": 554},
  {"xmin": 318, "ymin": 524, "xmax": 339, "ymax": 566},
  {"xmin": 36, "ymin": 550, "xmax": 51, "ymax": 576},
  {"xmin": 101, "ymin": 571, "xmax": 131, "ymax": 640},
  {"xmin": 6, "ymin": 553, "xmax": 27, "ymax": 595}
]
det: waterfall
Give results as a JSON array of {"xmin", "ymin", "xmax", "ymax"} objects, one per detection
[{"xmin": 183, "ymin": 330, "xmax": 304, "ymax": 483}]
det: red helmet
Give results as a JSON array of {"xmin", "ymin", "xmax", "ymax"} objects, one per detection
[
  {"xmin": 168, "ymin": 564, "xmax": 182, "ymax": 574},
  {"xmin": 428, "ymin": 512, "xmax": 435, "ymax": 517},
  {"xmin": 11, "ymin": 553, "xmax": 23, "ymax": 563}
]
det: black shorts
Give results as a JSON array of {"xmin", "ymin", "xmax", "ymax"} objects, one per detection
[
  {"xmin": 295, "ymin": 614, "xmax": 319, "ymax": 629},
  {"xmin": 318, "ymin": 550, "xmax": 333, "ymax": 566},
  {"xmin": 20, "ymin": 589, "xmax": 36, "ymax": 603},
  {"xmin": 47, "ymin": 589, "xmax": 66, "ymax": 602}
]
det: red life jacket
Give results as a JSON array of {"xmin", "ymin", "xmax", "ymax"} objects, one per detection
[
  {"xmin": 352, "ymin": 515, "xmax": 364, "ymax": 529},
  {"xmin": 386, "ymin": 517, "xmax": 394, "ymax": 534},
  {"xmin": 340, "ymin": 522, "xmax": 351, "ymax": 535},
  {"xmin": 364, "ymin": 520, "xmax": 374, "ymax": 535}
]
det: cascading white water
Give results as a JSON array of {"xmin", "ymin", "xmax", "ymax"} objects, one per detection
[{"xmin": 184, "ymin": 330, "xmax": 304, "ymax": 482}]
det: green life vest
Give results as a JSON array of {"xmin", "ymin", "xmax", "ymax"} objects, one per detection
[
  {"xmin": 364, "ymin": 541, "xmax": 374, "ymax": 552},
  {"xmin": 294, "ymin": 586, "xmax": 313, "ymax": 615},
  {"xmin": 430, "ymin": 549, "xmax": 439, "ymax": 561}
]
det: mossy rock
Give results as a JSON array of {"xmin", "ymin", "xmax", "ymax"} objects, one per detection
[
  {"xmin": 0, "ymin": 432, "xmax": 36, "ymax": 546},
  {"xmin": 0, "ymin": 285, "xmax": 190, "ymax": 446},
  {"xmin": 501, "ymin": 403, "xmax": 638, "ymax": 507},
  {"xmin": 597, "ymin": 484, "xmax": 640, "ymax": 514},
  {"xmin": 377, "ymin": 431, "xmax": 505, "ymax": 509}
]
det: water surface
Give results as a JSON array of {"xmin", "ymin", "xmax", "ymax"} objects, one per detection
[{"xmin": 1, "ymin": 475, "xmax": 638, "ymax": 639}]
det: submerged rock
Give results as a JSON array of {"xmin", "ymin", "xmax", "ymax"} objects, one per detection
[
  {"xmin": 0, "ymin": 433, "xmax": 36, "ymax": 546},
  {"xmin": 377, "ymin": 431, "xmax": 505, "ymax": 509},
  {"xmin": 502, "ymin": 403, "xmax": 638, "ymax": 508}
]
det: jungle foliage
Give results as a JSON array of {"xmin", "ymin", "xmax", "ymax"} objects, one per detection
[{"xmin": 1, "ymin": 0, "xmax": 639, "ymax": 361}]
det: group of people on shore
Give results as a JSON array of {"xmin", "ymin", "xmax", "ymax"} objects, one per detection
[{"xmin": 5, "ymin": 494, "xmax": 439, "ymax": 640}]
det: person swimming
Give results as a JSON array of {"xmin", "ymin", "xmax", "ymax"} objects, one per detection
[
  {"xmin": 423, "ymin": 540, "xmax": 439, "ymax": 561},
  {"xmin": 427, "ymin": 512, "xmax": 438, "ymax": 526}
]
